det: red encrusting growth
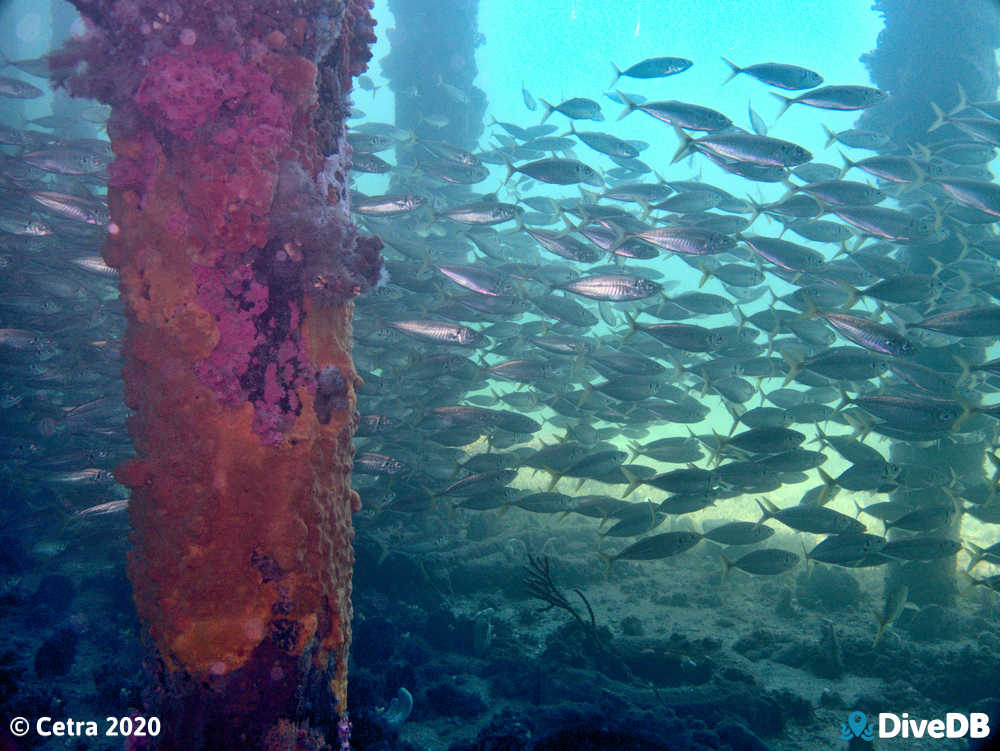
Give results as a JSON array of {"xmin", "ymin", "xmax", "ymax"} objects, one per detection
[{"xmin": 53, "ymin": 0, "xmax": 380, "ymax": 747}]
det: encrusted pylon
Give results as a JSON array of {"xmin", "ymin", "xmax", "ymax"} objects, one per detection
[{"xmin": 52, "ymin": 1, "xmax": 381, "ymax": 747}]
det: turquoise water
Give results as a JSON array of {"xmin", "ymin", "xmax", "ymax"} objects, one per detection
[
  {"xmin": 4, "ymin": 1, "xmax": 1000, "ymax": 749},
  {"xmin": 365, "ymin": 0, "xmax": 883, "ymax": 177}
]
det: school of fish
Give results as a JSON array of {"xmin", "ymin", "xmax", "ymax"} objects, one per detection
[{"xmin": 4, "ymin": 42, "xmax": 1000, "ymax": 651}]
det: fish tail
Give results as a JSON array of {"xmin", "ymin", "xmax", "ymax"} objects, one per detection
[
  {"xmin": 626, "ymin": 441, "xmax": 642, "ymax": 464},
  {"xmin": 811, "ymin": 425, "xmax": 827, "ymax": 448},
  {"xmin": 597, "ymin": 548, "xmax": 616, "ymax": 576},
  {"xmin": 837, "ymin": 149, "xmax": 856, "ymax": 179},
  {"xmin": 615, "ymin": 89, "xmax": 637, "ymax": 121},
  {"xmin": 954, "ymin": 353, "xmax": 972, "ymax": 388},
  {"xmin": 609, "ymin": 62, "xmax": 622, "ymax": 91},
  {"xmin": 798, "ymin": 292, "xmax": 819, "ymax": 321},
  {"xmin": 928, "ymin": 101, "xmax": 948, "ymax": 132},
  {"xmin": 903, "ymin": 159, "xmax": 928, "ymax": 194},
  {"xmin": 502, "ymin": 155, "xmax": 516, "ymax": 185},
  {"xmin": 559, "ymin": 209, "xmax": 579, "ymax": 233},
  {"xmin": 724, "ymin": 402, "xmax": 743, "ymax": 436},
  {"xmin": 951, "ymin": 83, "xmax": 969, "ymax": 116},
  {"xmin": 834, "ymin": 385, "xmax": 854, "ymax": 413},
  {"xmin": 822, "ymin": 124, "xmax": 838, "ymax": 149},
  {"xmin": 670, "ymin": 125, "xmax": 695, "ymax": 165},
  {"xmin": 965, "ymin": 541, "xmax": 985, "ymax": 572},
  {"xmin": 720, "ymin": 56, "xmax": 741, "ymax": 85},
  {"xmin": 720, "ymin": 553, "xmax": 733, "ymax": 583},
  {"xmin": 755, "ymin": 496, "xmax": 775, "ymax": 524},
  {"xmin": 817, "ymin": 467, "xmax": 838, "ymax": 500},
  {"xmin": 840, "ymin": 280, "xmax": 862, "ymax": 310},
  {"xmin": 953, "ymin": 230, "xmax": 971, "ymax": 262},
  {"xmin": 771, "ymin": 92, "xmax": 793, "ymax": 120},
  {"xmin": 543, "ymin": 466, "xmax": 563, "ymax": 492},
  {"xmin": 622, "ymin": 310, "xmax": 639, "ymax": 341},
  {"xmin": 621, "ymin": 466, "xmax": 641, "ymax": 498},
  {"xmin": 708, "ymin": 428, "xmax": 727, "ymax": 466},
  {"xmin": 697, "ymin": 264, "xmax": 713, "ymax": 289},
  {"xmin": 540, "ymin": 98, "xmax": 554, "ymax": 124},
  {"xmin": 872, "ymin": 610, "xmax": 889, "ymax": 648},
  {"xmin": 778, "ymin": 347, "xmax": 802, "ymax": 387},
  {"xmin": 952, "ymin": 389, "xmax": 975, "ymax": 431},
  {"xmin": 636, "ymin": 199, "xmax": 651, "ymax": 222},
  {"xmin": 745, "ymin": 194, "xmax": 765, "ymax": 225}
]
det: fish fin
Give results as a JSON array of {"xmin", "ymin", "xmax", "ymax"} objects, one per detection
[
  {"xmin": 965, "ymin": 541, "xmax": 985, "ymax": 572},
  {"xmin": 953, "ymin": 354, "xmax": 972, "ymax": 388},
  {"xmin": 626, "ymin": 441, "xmax": 642, "ymax": 464},
  {"xmin": 560, "ymin": 210, "xmax": 578, "ymax": 233},
  {"xmin": 708, "ymin": 428, "xmax": 727, "ymax": 466},
  {"xmin": 837, "ymin": 150, "xmax": 856, "ymax": 179},
  {"xmin": 621, "ymin": 466, "xmax": 641, "ymax": 498},
  {"xmin": 834, "ymin": 385, "xmax": 854, "ymax": 413},
  {"xmin": 597, "ymin": 548, "xmax": 615, "ymax": 576},
  {"xmin": 720, "ymin": 56, "xmax": 741, "ymax": 85},
  {"xmin": 621, "ymin": 310, "xmax": 639, "ymax": 341},
  {"xmin": 609, "ymin": 62, "xmax": 622, "ymax": 91},
  {"xmin": 951, "ymin": 83, "xmax": 969, "ymax": 116},
  {"xmin": 928, "ymin": 101, "xmax": 948, "ymax": 132},
  {"xmin": 540, "ymin": 98, "xmax": 555, "ymax": 124},
  {"xmin": 771, "ymin": 92, "xmax": 793, "ymax": 120},
  {"xmin": 822, "ymin": 124, "xmax": 838, "ymax": 149},
  {"xmin": 797, "ymin": 291, "xmax": 819, "ymax": 320},
  {"xmin": 816, "ymin": 467, "xmax": 837, "ymax": 506},
  {"xmin": 670, "ymin": 125, "xmax": 696, "ymax": 165},
  {"xmin": 697, "ymin": 264, "xmax": 713, "ymax": 288},
  {"xmin": 615, "ymin": 88, "xmax": 637, "ymax": 121},
  {"xmin": 899, "ymin": 159, "xmax": 928, "ymax": 194},
  {"xmin": 755, "ymin": 496, "xmax": 775, "ymax": 524},
  {"xmin": 502, "ymin": 155, "xmax": 517, "ymax": 185},
  {"xmin": 726, "ymin": 403, "xmax": 744, "ymax": 436},
  {"xmin": 951, "ymin": 389, "xmax": 975, "ymax": 431},
  {"xmin": 720, "ymin": 553, "xmax": 733, "ymax": 583},
  {"xmin": 543, "ymin": 466, "xmax": 562, "ymax": 492},
  {"xmin": 868, "ymin": 612, "xmax": 888, "ymax": 650},
  {"xmin": 838, "ymin": 279, "xmax": 862, "ymax": 310},
  {"xmin": 778, "ymin": 347, "xmax": 802, "ymax": 387}
]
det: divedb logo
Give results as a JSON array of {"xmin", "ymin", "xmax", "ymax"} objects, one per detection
[{"xmin": 841, "ymin": 710, "xmax": 991, "ymax": 740}]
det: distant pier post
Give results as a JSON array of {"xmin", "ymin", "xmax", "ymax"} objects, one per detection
[{"xmin": 857, "ymin": 0, "xmax": 1000, "ymax": 607}]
